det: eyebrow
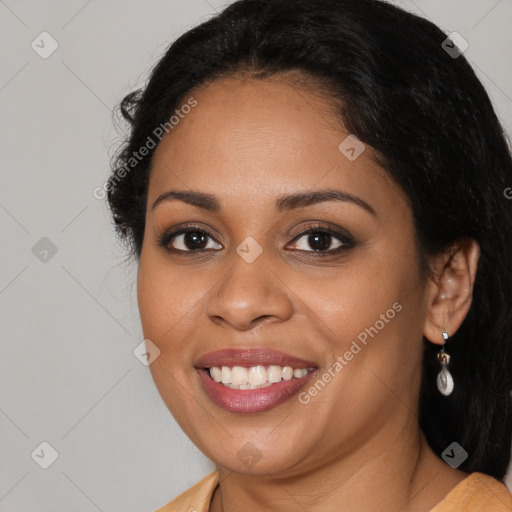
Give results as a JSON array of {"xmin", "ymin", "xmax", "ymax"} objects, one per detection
[{"xmin": 151, "ymin": 188, "xmax": 376, "ymax": 216}]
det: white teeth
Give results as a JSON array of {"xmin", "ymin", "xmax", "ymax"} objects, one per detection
[
  {"xmin": 248, "ymin": 365, "xmax": 267, "ymax": 386},
  {"xmin": 224, "ymin": 381, "xmax": 274, "ymax": 390},
  {"xmin": 221, "ymin": 366, "xmax": 231, "ymax": 384},
  {"xmin": 210, "ymin": 366, "xmax": 222, "ymax": 383},
  {"xmin": 267, "ymin": 365, "xmax": 282, "ymax": 382},
  {"xmin": 282, "ymin": 366, "xmax": 293, "ymax": 381},
  {"xmin": 207, "ymin": 364, "xmax": 313, "ymax": 389},
  {"xmin": 231, "ymin": 366, "xmax": 248, "ymax": 386}
]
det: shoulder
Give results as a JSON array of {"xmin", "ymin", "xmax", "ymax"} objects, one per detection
[
  {"xmin": 431, "ymin": 472, "xmax": 512, "ymax": 512},
  {"xmin": 153, "ymin": 470, "xmax": 512, "ymax": 511},
  {"xmin": 155, "ymin": 470, "xmax": 219, "ymax": 512}
]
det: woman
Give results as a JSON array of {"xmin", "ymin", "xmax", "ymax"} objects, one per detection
[{"xmin": 106, "ymin": 0, "xmax": 512, "ymax": 510}]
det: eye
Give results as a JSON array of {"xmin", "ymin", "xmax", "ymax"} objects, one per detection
[
  {"xmin": 287, "ymin": 226, "xmax": 354, "ymax": 255},
  {"xmin": 159, "ymin": 225, "xmax": 222, "ymax": 253},
  {"xmin": 158, "ymin": 223, "xmax": 354, "ymax": 256}
]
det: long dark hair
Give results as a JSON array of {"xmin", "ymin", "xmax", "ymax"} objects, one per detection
[{"xmin": 106, "ymin": 0, "xmax": 512, "ymax": 478}]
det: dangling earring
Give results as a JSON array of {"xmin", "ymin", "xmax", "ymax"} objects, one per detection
[{"xmin": 436, "ymin": 330, "xmax": 454, "ymax": 396}]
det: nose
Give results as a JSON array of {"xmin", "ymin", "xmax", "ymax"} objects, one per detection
[{"xmin": 205, "ymin": 251, "xmax": 294, "ymax": 331}]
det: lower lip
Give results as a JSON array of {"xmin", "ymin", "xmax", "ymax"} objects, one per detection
[{"xmin": 197, "ymin": 368, "xmax": 318, "ymax": 414}]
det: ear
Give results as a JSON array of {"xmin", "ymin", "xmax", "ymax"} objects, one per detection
[{"xmin": 423, "ymin": 238, "xmax": 480, "ymax": 345}]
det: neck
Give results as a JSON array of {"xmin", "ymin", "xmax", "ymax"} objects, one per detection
[{"xmin": 209, "ymin": 421, "xmax": 468, "ymax": 512}]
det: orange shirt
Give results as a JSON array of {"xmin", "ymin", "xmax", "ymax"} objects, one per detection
[{"xmin": 156, "ymin": 469, "xmax": 512, "ymax": 512}]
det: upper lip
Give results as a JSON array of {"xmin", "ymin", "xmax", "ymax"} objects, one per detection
[{"xmin": 194, "ymin": 348, "xmax": 318, "ymax": 369}]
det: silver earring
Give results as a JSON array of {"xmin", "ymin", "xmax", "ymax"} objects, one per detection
[{"xmin": 436, "ymin": 331, "xmax": 454, "ymax": 396}]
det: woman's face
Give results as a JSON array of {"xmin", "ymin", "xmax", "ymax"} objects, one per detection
[{"xmin": 137, "ymin": 74, "xmax": 431, "ymax": 476}]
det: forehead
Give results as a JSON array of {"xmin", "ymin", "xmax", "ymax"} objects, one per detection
[{"xmin": 147, "ymin": 75, "xmax": 402, "ymax": 215}]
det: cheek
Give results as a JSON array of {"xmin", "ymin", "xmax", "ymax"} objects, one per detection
[
  {"xmin": 136, "ymin": 255, "xmax": 208, "ymax": 423},
  {"xmin": 291, "ymin": 252, "xmax": 425, "ymax": 406},
  {"xmin": 137, "ymin": 253, "xmax": 206, "ymax": 345},
  {"xmin": 288, "ymin": 255, "xmax": 407, "ymax": 341}
]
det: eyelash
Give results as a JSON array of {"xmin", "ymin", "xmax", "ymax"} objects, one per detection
[{"xmin": 157, "ymin": 223, "xmax": 355, "ymax": 257}]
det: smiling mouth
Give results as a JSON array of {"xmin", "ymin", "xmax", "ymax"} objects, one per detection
[
  {"xmin": 204, "ymin": 364, "xmax": 316, "ymax": 390},
  {"xmin": 194, "ymin": 347, "xmax": 319, "ymax": 412}
]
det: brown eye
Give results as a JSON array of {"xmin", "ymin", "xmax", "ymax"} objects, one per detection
[
  {"xmin": 288, "ymin": 227, "xmax": 354, "ymax": 254},
  {"xmin": 292, "ymin": 232, "xmax": 343, "ymax": 252},
  {"xmin": 160, "ymin": 227, "xmax": 222, "ymax": 253}
]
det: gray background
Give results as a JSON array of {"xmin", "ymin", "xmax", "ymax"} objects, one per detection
[{"xmin": 1, "ymin": 0, "xmax": 511, "ymax": 510}]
